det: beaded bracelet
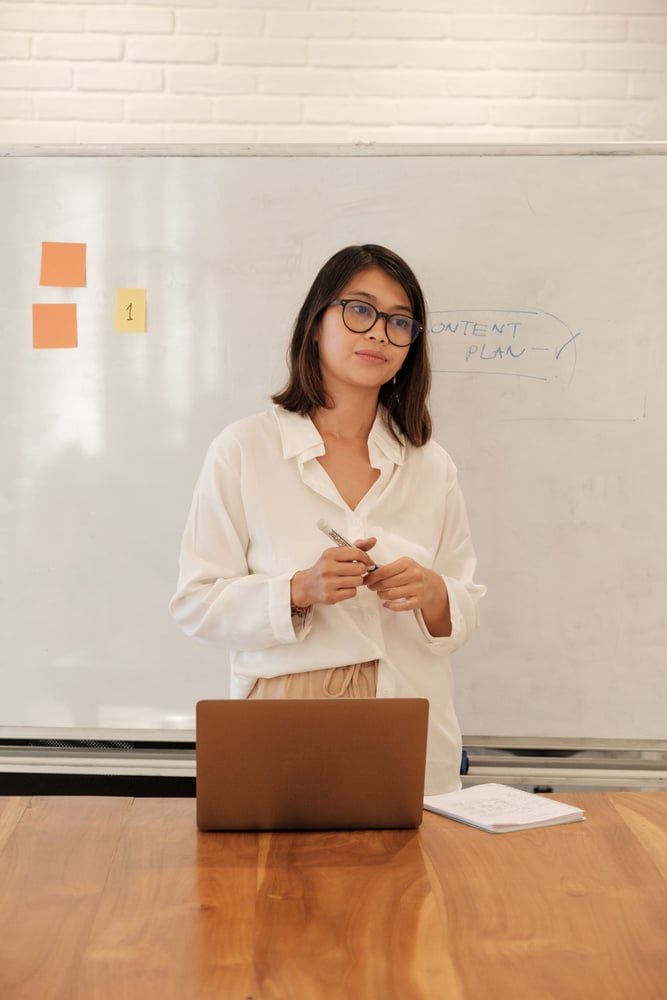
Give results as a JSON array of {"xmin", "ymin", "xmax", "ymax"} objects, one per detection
[{"xmin": 290, "ymin": 603, "xmax": 311, "ymax": 617}]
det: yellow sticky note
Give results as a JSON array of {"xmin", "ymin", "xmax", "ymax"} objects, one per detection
[
  {"xmin": 32, "ymin": 303, "xmax": 78, "ymax": 349},
  {"xmin": 115, "ymin": 289, "xmax": 147, "ymax": 332},
  {"xmin": 40, "ymin": 242, "xmax": 86, "ymax": 287}
]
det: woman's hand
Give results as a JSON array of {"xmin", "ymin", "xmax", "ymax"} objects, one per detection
[
  {"xmin": 365, "ymin": 558, "xmax": 452, "ymax": 637},
  {"xmin": 290, "ymin": 537, "xmax": 378, "ymax": 608}
]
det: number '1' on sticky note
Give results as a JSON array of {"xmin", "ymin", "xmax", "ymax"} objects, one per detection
[{"xmin": 115, "ymin": 289, "xmax": 147, "ymax": 332}]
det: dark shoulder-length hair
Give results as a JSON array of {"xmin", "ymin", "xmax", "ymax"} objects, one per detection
[{"xmin": 271, "ymin": 244, "xmax": 432, "ymax": 446}]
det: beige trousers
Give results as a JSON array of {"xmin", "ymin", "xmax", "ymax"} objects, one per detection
[{"xmin": 248, "ymin": 660, "xmax": 378, "ymax": 699}]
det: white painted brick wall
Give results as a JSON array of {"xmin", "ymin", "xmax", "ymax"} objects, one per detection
[{"xmin": 0, "ymin": 0, "xmax": 666, "ymax": 144}]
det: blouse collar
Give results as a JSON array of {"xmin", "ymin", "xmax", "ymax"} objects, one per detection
[{"xmin": 273, "ymin": 405, "xmax": 406, "ymax": 467}]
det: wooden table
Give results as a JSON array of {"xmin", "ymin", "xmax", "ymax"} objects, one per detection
[{"xmin": 0, "ymin": 793, "xmax": 665, "ymax": 999}]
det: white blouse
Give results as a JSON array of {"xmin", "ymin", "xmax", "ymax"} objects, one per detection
[{"xmin": 170, "ymin": 405, "xmax": 486, "ymax": 794}]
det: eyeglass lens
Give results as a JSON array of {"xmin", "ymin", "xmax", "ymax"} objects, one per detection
[{"xmin": 342, "ymin": 301, "xmax": 418, "ymax": 346}]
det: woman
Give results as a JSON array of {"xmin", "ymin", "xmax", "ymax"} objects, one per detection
[{"xmin": 170, "ymin": 244, "xmax": 485, "ymax": 794}]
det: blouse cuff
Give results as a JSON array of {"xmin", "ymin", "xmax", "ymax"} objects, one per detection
[
  {"xmin": 270, "ymin": 573, "xmax": 313, "ymax": 643},
  {"xmin": 413, "ymin": 576, "xmax": 467, "ymax": 650}
]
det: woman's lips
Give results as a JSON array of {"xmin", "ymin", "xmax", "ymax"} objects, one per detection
[{"xmin": 355, "ymin": 350, "xmax": 386, "ymax": 364}]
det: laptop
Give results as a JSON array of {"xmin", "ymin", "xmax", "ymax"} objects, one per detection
[{"xmin": 196, "ymin": 698, "xmax": 429, "ymax": 832}]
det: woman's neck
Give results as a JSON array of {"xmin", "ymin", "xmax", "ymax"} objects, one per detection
[{"xmin": 312, "ymin": 394, "xmax": 379, "ymax": 440}]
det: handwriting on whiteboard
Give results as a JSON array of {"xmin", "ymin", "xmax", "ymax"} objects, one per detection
[{"xmin": 428, "ymin": 309, "xmax": 582, "ymax": 382}]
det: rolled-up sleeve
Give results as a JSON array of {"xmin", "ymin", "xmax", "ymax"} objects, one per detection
[
  {"xmin": 414, "ymin": 465, "xmax": 486, "ymax": 652},
  {"xmin": 169, "ymin": 434, "xmax": 306, "ymax": 651}
]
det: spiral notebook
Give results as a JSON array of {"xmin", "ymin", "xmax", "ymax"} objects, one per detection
[{"xmin": 196, "ymin": 697, "xmax": 429, "ymax": 832}]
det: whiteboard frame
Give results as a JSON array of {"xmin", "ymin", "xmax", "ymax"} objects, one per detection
[
  {"xmin": 2, "ymin": 141, "xmax": 667, "ymax": 158},
  {"xmin": 2, "ymin": 141, "xmax": 666, "ymax": 750}
]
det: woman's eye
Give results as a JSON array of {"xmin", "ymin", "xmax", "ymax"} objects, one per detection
[
  {"xmin": 391, "ymin": 315, "xmax": 411, "ymax": 330},
  {"xmin": 351, "ymin": 302, "xmax": 372, "ymax": 317}
]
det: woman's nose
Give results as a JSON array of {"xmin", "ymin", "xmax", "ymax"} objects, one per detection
[{"xmin": 365, "ymin": 317, "xmax": 387, "ymax": 342}]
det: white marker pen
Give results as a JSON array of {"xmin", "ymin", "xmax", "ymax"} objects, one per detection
[{"xmin": 317, "ymin": 518, "xmax": 379, "ymax": 572}]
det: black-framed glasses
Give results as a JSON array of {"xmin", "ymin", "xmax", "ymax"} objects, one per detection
[{"xmin": 329, "ymin": 299, "xmax": 423, "ymax": 348}]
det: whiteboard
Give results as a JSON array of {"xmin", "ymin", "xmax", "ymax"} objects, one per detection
[{"xmin": 1, "ymin": 144, "xmax": 666, "ymax": 742}]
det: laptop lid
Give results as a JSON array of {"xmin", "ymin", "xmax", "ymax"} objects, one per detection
[{"xmin": 196, "ymin": 698, "xmax": 429, "ymax": 832}]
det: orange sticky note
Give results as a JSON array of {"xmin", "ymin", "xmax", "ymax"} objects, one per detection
[
  {"xmin": 32, "ymin": 303, "xmax": 78, "ymax": 349},
  {"xmin": 40, "ymin": 241, "xmax": 86, "ymax": 287}
]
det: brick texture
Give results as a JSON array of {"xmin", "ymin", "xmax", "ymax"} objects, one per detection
[{"xmin": 0, "ymin": 1, "xmax": 666, "ymax": 143}]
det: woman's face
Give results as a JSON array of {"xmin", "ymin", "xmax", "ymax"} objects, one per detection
[{"xmin": 314, "ymin": 266, "xmax": 413, "ymax": 400}]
